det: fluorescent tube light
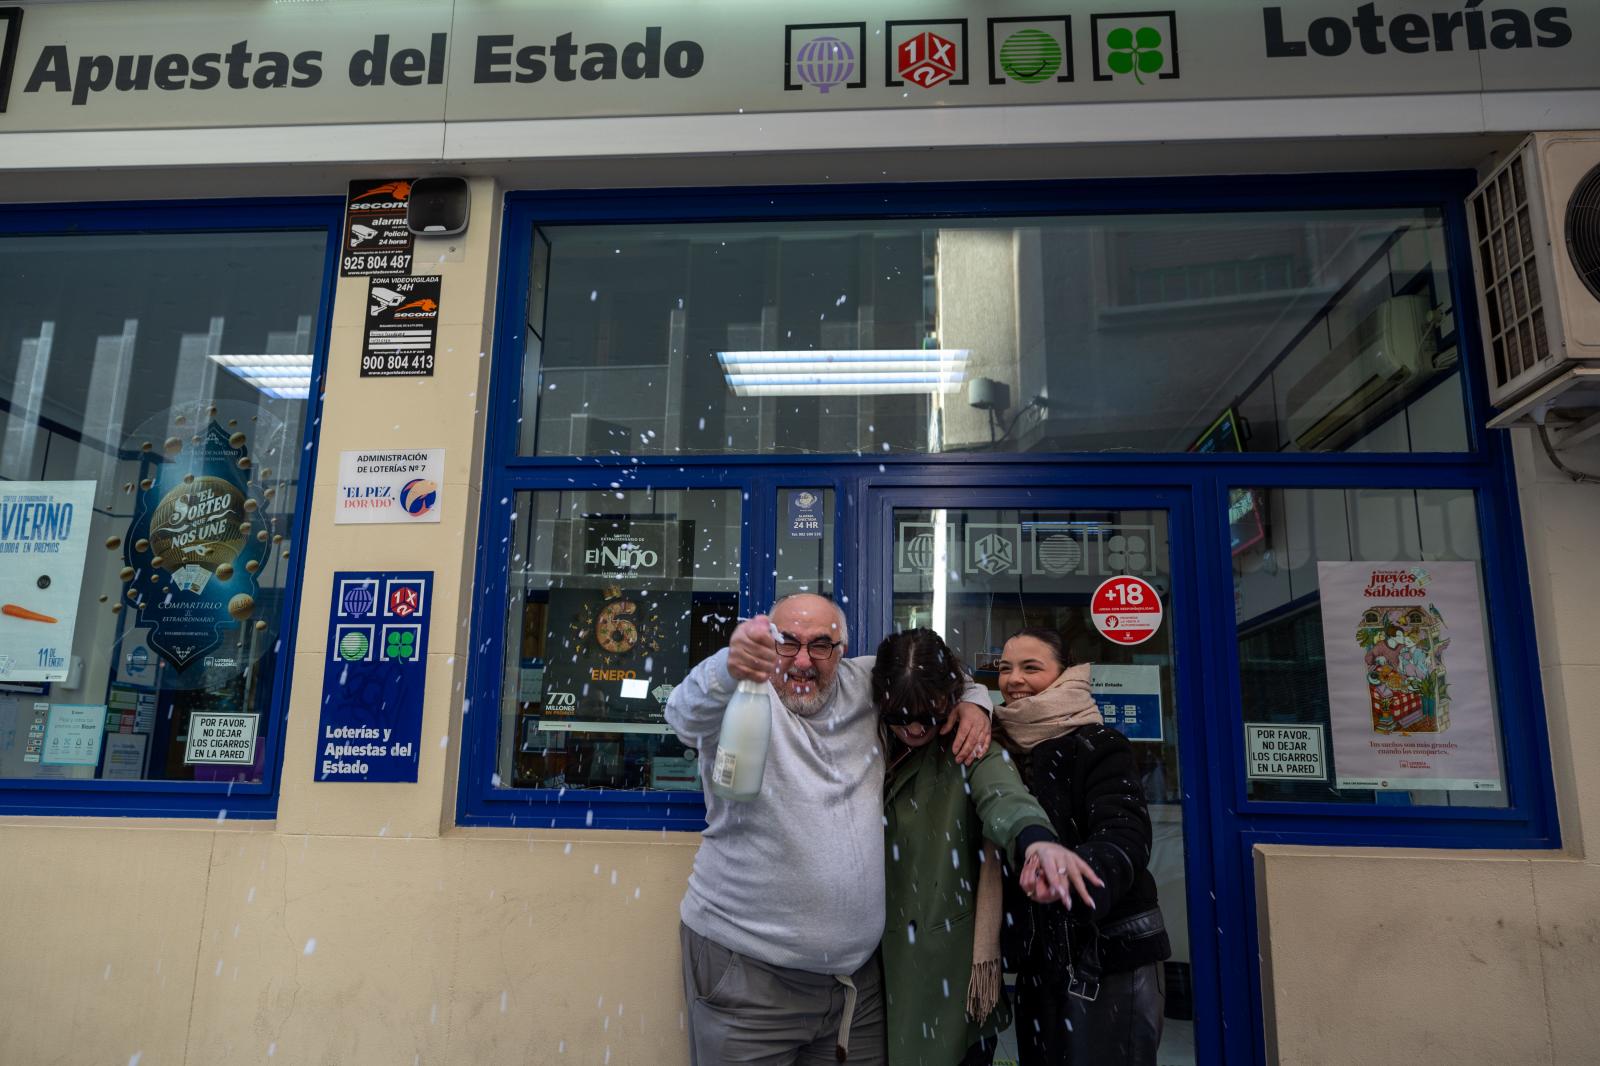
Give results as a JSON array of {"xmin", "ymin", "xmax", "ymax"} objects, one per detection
[
  {"xmin": 208, "ymin": 353, "xmax": 314, "ymax": 400},
  {"xmin": 717, "ymin": 349, "xmax": 968, "ymax": 397}
]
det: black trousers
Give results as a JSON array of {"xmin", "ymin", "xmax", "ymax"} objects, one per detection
[{"xmin": 1014, "ymin": 961, "xmax": 1165, "ymax": 1066}]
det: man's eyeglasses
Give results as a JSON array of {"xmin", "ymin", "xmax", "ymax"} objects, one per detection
[{"xmin": 775, "ymin": 636, "xmax": 842, "ymax": 661}]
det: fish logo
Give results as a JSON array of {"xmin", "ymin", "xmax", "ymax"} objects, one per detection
[
  {"xmin": 353, "ymin": 180, "xmax": 412, "ymax": 202},
  {"xmin": 398, "ymin": 479, "xmax": 438, "ymax": 517}
]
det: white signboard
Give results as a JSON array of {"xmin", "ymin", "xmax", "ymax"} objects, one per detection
[
  {"xmin": 1245, "ymin": 723, "xmax": 1326, "ymax": 780},
  {"xmin": 184, "ymin": 712, "xmax": 259, "ymax": 764},
  {"xmin": 0, "ymin": 481, "xmax": 95, "ymax": 682},
  {"xmin": 1317, "ymin": 561, "xmax": 1503, "ymax": 793},
  {"xmin": 0, "ymin": 2, "xmax": 1594, "ymax": 134},
  {"xmin": 335, "ymin": 449, "xmax": 443, "ymax": 524},
  {"xmin": 41, "ymin": 703, "xmax": 106, "ymax": 766}
]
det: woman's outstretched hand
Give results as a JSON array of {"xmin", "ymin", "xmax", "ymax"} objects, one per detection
[{"xmin": 1021, "ymin": 842, "xmax": 1104, "ymax": 910}]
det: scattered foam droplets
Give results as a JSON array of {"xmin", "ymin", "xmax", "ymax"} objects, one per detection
[
  {"xmin": 246, "ymin": 886, "xmax": 256, "ymax": 904},
  {"xmin": 104, "ymin": 963, "xmax": 112, "ymax": 980},
  {"xmin": 500, "ymin": 990, "xmax": 508, "ymax": 1013},
  {"xmin": 267, "ymin": 1043, "xmax": 276, "ymax": 1057},
  {"xmin": 129, "ymin": 1054, "xmax": 142, "ymax": 1066},
  {"xmin": 563, "ymin": 842, "xmax": 573, "ymax": 854},
  {"xmin": 303, "ymin": 937, "xmax": 317, "ymax": 955}
]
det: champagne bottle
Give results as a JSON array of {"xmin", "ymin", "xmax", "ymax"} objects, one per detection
[{"xmin": 709, "ymin": 679, "xmax": 770, "ymax": 801}]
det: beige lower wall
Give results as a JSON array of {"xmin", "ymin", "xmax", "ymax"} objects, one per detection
[
  {"xmin": 0, "ymin": 821, "xmax": 698, "ymax": 1066},
  {"xmin": 1255, "ymin": 847, "xmax": 1600, "ymax": 1066}
]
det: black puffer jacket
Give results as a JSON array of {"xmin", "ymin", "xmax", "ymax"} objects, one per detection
[{"xmin": 1001, "ymin": 724, "xmax": 1171, "ymax": 978}]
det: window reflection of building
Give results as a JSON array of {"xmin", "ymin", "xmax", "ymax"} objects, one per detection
[{"xmin": 526, "ymin": 211, "xmax": 1467, "ymax": 462}]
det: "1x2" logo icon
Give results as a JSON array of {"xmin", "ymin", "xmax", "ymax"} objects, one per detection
[{"xmin": 895, "ymin": 29, "xmax": 959, "ymax": 88}]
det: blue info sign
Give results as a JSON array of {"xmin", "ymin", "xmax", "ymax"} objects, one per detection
[{"xmin": 316, "ymin": 570, "xmax": 431, "ymax": 782}]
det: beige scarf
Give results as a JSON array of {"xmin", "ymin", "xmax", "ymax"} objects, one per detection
[{"xmin": 994, "ymin": 663, "xmax": 1103, "ymax": 754}]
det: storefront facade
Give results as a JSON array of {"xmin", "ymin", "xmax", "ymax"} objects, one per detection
[{"xmin": 0, "ymin": 3, "xmax": 1597, "ymax": 1064}]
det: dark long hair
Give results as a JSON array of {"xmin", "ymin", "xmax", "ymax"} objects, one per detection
[
  {"xmin": 1006, "ymin": 627, "xmax": 1069, "ymax": 668},
  {"xmin": 872, "ymin": 628, "xmax": 966, "ymax": 725}
]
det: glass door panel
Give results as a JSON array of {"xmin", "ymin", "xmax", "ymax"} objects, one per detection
[{"xmin": 888, "ymin": 504, "xmax": 1195, "ymax": 1066}]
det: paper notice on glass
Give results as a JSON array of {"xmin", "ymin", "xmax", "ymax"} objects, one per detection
[
  {"xmin": 1317, "ymin": 561, "xmax": 1502, "ymax": 793},
  {"xmin": 102, "ymin": 733, "xmax": 149, "ymax": 780},
  {"xmin": 0, "ymin": 481, "xmax": 96, "ymax": 682},
  {"xmin": 41, "ymin": 703, "xmax": 106, "ymax": 766}
]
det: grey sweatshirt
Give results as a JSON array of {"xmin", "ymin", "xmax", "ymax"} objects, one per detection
[{"xmin": 666, "ymin": 647, "xmax": 991, "ymax": 975}]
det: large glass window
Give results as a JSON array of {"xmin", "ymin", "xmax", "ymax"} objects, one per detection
[
  {"xmin": 521, "ymin": 210, "xmax": 1466, "ymax": 457},
  {"xmin": 0, "ymin": 228, "xmax": 326, "ymax": 792},
  {"xmin": 1234, "ymin": 487, "xmax": 1506, "ymax": 807},
  {"xmin": 496, "ymin": 488, "xmax": 741, "ymax": 792}
]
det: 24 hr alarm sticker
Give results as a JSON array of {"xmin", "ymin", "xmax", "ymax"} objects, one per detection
[{"xmin": 1091, "ymin": 575, "xmax": 1163, "ymax": 646}]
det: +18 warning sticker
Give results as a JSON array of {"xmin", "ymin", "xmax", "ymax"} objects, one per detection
[{"xmin": 1090, "ymin": 574, "xmax": 1163, "ymax": 646}]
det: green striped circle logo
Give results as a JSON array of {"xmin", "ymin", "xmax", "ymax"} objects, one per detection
[
  {"xmin": 999, "ymin": 29, "xmax": 1062, "ymax": 83},
  {"xmin": 338, "ymin": 630, "xmax": 370, "ymax": 661}
]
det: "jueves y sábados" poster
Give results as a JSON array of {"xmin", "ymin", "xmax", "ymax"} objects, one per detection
[{"xmin": 1317, "ymin": 561, "xmax": 1502, "ymax": 793}]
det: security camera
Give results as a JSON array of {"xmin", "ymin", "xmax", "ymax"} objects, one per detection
[
  {"xmin": 350, "ymin": 223, "xmax": 379, "ymax": 246},
  {"xmin": 369, "ymin": 286, "xmax": 405, "ymax": 315},
  {"xmin": 967, "ymin": 377, "xmax": 1010, "ymax": 412}
]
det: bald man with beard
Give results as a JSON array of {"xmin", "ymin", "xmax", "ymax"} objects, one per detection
[{"xmin": 666, "ymin": 594, "xmax": 992, "ymax": 1065}]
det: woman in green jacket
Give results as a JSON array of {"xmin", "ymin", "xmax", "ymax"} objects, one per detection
[{"xmin": 873, "ymin": 628, "xmax": 1102, "ymax": 1066}]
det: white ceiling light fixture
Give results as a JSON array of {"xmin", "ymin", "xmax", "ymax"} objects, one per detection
[
  {"xmin": 208, "ymin": 353, "xmax": 314, "ymax": 400},
  {"xmin": 717, "ymin": 349, "xmax": 969, "ymax": 397}
]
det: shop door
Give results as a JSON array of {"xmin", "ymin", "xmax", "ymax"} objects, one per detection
[{"xmin": 862, "ymin": 485, "xmax": 1215, "ymax": 1066}]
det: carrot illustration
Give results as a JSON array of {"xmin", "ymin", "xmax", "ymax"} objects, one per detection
[{"xmin": 2, "ymin": 604, "xmax": 57, "ymax": 623}]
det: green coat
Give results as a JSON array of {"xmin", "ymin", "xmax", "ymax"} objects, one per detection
[{"xmin": 882, "ymin": 742, "xmax": 1055, "ymax": 1065}]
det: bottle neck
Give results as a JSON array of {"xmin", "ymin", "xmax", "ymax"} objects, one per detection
[{"xmin": 735, "ymin": 679, "xmax": 766, "ymax": 695}]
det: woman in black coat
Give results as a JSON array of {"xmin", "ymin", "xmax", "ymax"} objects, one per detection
[{"xmin": 994, "ymin": 627, "xmax": 1171, "ymax": 1066}]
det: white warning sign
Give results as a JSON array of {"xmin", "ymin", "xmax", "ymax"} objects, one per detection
[
  {"xmin": 1245, "ymin": 723, "xmax": 1326, "ymax": 781},
  {"xmin": 184, "ymin": 712, "xmax": 259, "ymax": 765}
]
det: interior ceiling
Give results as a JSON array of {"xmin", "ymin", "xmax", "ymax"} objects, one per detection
[{"xmin": 0, "ymin": 134, "xmax": 1523, "ymax": 205}]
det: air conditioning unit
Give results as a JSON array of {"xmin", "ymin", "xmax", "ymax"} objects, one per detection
[
  {"xmin": 1471, "ymin": 132, "xmax": 1600, "ymax": 445},
  {"xmin": 1286, "ymin": 293, "xmax": 1433, "ymax": 451}
]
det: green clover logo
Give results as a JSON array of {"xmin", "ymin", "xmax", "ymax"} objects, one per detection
[
  {"xmin": 384, "ymin": 629, "xmax": 416, "ymax": 660},
  {"xmin": 1107, "ymin": 26, "xmax": 1164, "ymax": 84}
]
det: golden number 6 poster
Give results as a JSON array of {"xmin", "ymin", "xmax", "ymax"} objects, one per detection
[{"xmin": 1316, "ymin": 561, "xmax": 1503, "ymax": 794}]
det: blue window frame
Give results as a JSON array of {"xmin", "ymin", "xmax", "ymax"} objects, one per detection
[
  {"xmin": 466, "ymin": 175, "xmax": 1559, "ymax": 1066},
  {"xmin": 0, "ymin": 197, "xmax": 342, "ymax": 819}
]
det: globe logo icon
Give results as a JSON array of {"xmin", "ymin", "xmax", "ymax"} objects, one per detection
[
  {"xmin": 399, "ymin": 478, "xmax": 438, "ymax": 517},
  {"xmin": 902, "ymin": 532, "xmax": 936, "ymax": 572},
  {"xmin": 795, "ymin": 35, "xmax": 855, "ymax": 93},
  {"xmin": 999, "ymin": 29, "xmax": 1063, "ymax": 83},
  {"xmin": 341, "ymin": 583, "xmax": 376, "ymax": 617}
]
